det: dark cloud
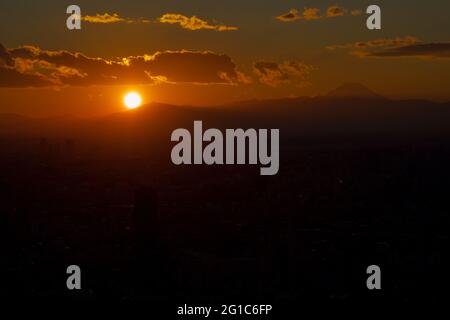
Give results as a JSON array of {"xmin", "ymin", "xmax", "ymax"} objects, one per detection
[
  {"xmin": 130, "ymin": 50, "xmax": 245, "ymax": 84},
  {"xmin": 0, "ymin": 66, "xmax": 54, "ymax": 88},
  {"xmin": 359, "ymin": 42, "xmax": 450, "ymax": 59},
  {"xmin": 277, "ymin": 5, "xmax": 358, "ymax": 23},
  {"xmin": 0, "ymin": 44, "xmax": 56, "ymax": 87},
  {"xmin": 327, "ymin": 38, "xmax": 450, "ymax": 60},
  {"xmin": 0, "ymin": 44, "xmax": 248, "ymax": 88},
  {"xmin": 323, "ymin": 36, "xmax": 450, "ymax": 61},
  {"xmin": 253, "ymin": 60, "xmax": 314, "ymax": 87},
  {"xmin": 326, "ymin": 36, "xmax": 419, "ymax": 51},
  {"xmin": 0, "ymin": 43, "xmax": 14, "ymax": 66}
]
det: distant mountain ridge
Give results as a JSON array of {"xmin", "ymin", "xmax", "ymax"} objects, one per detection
[
  {"xmin": 326, "ymin": 82, "xmax": 386, "ymax": 100},
  {"xmin": 1, "ymin": 83, "xmax": 450, "ymax": 144}
]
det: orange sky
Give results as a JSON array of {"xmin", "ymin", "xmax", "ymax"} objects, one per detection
[{"xmin": 1, "ymin": 0, "xmax": 450, "ymax": 116}]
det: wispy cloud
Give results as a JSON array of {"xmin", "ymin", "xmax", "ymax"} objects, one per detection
[
  {"xmin": 276, "ymin": 5, "xmax": 360, "ymax": 23},
  {"xmin": 326, "ymin": 36, "xmax": 420, "ymax": 51},
  {"xmin": 356, "ymin": 42, "xmax": 450, "ymax": 59},
  {"xmin": 81, "ymin": 12, "xmax": 238, "ymax": 32},
  {"xmin": 326, "ymin": 36, "xmax": 450, "ymax": 60},
  {"xmin": 158, "ymin": 13, "xmax": 238, "ymax": 31},
  {"xmin": 82, "ymin": 13, "xmax": 150, "ymax": 24}
]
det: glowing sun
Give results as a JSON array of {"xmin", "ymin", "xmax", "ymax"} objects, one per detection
[{"xmin": 124, "ymin": 92, "xmax": 142, "ymax": 109}]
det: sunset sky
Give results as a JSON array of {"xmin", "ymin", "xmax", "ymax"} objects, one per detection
[{"xmin": 1, "ymin": 0, "xmax": 450, "ymax": 116}]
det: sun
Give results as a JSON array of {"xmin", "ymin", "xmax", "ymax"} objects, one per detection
[{"xmin": 123, "ymin": 92, "xmax": 142, "ymax": 109}]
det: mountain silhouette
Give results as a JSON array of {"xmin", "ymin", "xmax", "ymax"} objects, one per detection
[
  {"xmin": 1, "ymin": 92, "xmax": 450, "ymax": 146},
  {"xmin": 326, "ymin": 82, "xmax": 385, "ymax": 99}
]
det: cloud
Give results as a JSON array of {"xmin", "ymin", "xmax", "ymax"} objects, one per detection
[
  {"xmin": 0, "ymin": 44, "xmax": 248, "ymax": 88},
  {"xmin": 0, "ymin": 44, "xmax": 57, "ymax": 87},
  {"xmin": 327, "ymin": 37, "xmax": 450, "ymax": 60},
  {"xmin": 303, "ymin": 8, "xmax": 321, "ymax": 21},
  {"xmin": 158, "ymin": 13, "xmax": 238, "ymax": 31},
  {"xmin": 0, "ymin": 44, "xmax": 13, "ymax": 66},
  {"xmin": 326, "ymin": 5, "xmax": 346, "ymax": 17},
  {"xmin": 132, "ymin": 50, "xmax": 246, "ymax": 84},
  {"xmin": 277, "ymin": 5, "xmax": 359, "ymax": 22},
  {"xmin": 253, "ymin": 60, "xmax": 314, "ymax": 87},
  {"xmin": 357, "ymin": 42, "xmax": 450, "ymax": 59},
  {"xmin": 326, "ymin": 36, "xmax": 420, "ymax": 51},
  {"xmin": 0, "ymin": 65, "xmax": 54, "ymax": 88},
  {"xmin": 276, "ymin": 9, "xmax": 301, "ymax": 22},
  {"xmin": 81, "ymin": 12, "xmax": 237, "ymax": 31},
  {"xmin": 82, "ymin": 13, "xmax": 150, "ymax": 24}
]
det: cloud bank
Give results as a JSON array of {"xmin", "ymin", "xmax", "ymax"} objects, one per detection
[{"xmin": 0, "ymin": 44, "xmax": 248, "ymax": 88}]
